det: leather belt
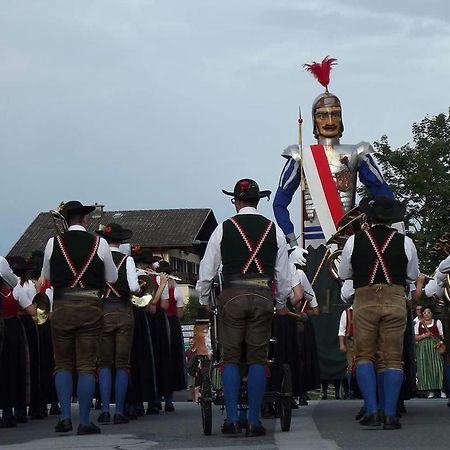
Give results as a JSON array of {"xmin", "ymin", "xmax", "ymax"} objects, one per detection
[
  {"xmin": 102, "ymin": 297, "xmax": 130, "ymax": 308},
  {"xmin": 224, "ymin": 276, "xmax": 272, "ymax": 289},
  {"xmin": 54, "ymin": 288, "xmax": 100, "ymax": 302}
]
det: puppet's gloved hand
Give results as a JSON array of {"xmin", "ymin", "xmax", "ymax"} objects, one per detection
[{"xmin": 289, "ymin": 246, "xmax": 308, "ymax": 267}]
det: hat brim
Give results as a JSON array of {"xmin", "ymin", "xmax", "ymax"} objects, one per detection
[
  {"xmin": 359, "ymin": 197, "xmax": 406, "ymax": 222},
  {"xmin": 63, "ymin": 205, "xmax": 96, "ymax": 218},
  {"xmin": 96, "ymin": 229, "xmax": 133, "ymax": 242},
  {"xmin": 221, "ymin": 189, "xmax": 271, "ymax": 199}
]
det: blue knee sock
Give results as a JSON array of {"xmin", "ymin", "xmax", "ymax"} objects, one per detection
[
  {"xmin": 222, "ymin": 364, "xmax": 239, "ymax": 423},
  {"xmin": 99, "ymin": 368, "xmax": 112, "ymax": 413},
  {"xmin": 115, "ymin": 369, "xmax": 129, "ymax": 415},
  {"xmin": 384, "ymin": 369, "xmax": 403, "ymax": 417},
  {"xmin": 77, "ymin": 373, "xmax": 95, "ymax": 425},
  {"xmin": 356, "ymin": 363, "xmax": 378, "ymax": 415},
  {"xmin": 247, "ymin": 364, "xmax": 266, "ymax": 426},
  {"xmin": 55, "ymin": 370, "xmax": 73, "ymax": 420},
  {"xmin": 377, "ymin": 371, "xmax": 386, "ymax": 413}
]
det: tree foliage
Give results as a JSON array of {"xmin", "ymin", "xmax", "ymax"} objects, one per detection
[{"xmin": 372, "ymin": 109, "xmax": 450, "ymax": 273}]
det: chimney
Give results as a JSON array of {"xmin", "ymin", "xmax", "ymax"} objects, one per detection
[{"xmin": 91, "ymin": 203, "xmax": 104, "ymax": 219}]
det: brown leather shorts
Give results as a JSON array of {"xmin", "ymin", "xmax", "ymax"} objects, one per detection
[
  {"xmin": 218, "ymin": 287, "xmax": 274, "ymax": 365},
  {"xmin": 51, "ymin": 298, "xmax": 103, "ymax": 374}
]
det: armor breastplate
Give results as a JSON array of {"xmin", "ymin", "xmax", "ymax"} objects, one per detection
[{"xmin": 283, "ymin": 139, "xmax": 372, "ymax": 222}]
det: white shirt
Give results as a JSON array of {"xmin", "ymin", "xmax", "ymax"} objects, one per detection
[
  {"xmin": 41, "ymin": 225, "xmax": 118, "ymax": 284},
  {"xmin": 414, "ymin": 318, "xmax": 444, "ymax": 337},
  {"xmin": 438, "ymin": 255, "xmax": 450, "ymax": 275},
  {"xmin": 290, "ymin": 265, "xmax": 318, "ymax": 308},
  {"xmin": 339, "ymin": 226, "xmax": 419, "ymax": 284},
  {"xmin": 338, "ymin": 306, "xmax": 353, "ymax": 337},
  {"xmin": 425, "ymin": 277, "xmax": 445, "ymax": 298},
  {"xmin": 111, "ymin": 248, "xmax": 140, "ymax": 294},
  {"xmin": 197, "ymin": 207, "xmax": 291, "ymax": 309},
  {"xmin": 340, "ymin": 279, "xmax": 355, "ymax": 303},
  {"xmin": 0, "ymin": 256, "xmax": 19, "ymax": 288}
]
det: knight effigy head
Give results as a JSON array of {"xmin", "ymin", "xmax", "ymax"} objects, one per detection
[{"xmin": 304, "ymin": 56, "xmax": 344, "ymax": 140}]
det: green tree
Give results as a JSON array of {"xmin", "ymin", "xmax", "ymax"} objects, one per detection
[{"xmin": 372, "ymin": 110, "xmax": 450, "ymax": 273}]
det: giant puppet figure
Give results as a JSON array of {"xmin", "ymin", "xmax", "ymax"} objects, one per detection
[{"xmin": 273, "ymin": 57, "xmax": 393, "ymax": 259}]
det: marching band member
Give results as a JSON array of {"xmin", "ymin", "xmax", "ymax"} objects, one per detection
[
  {"xmin": 197, "ymin": 179, "xmax": 291, "ymax": 437},
  {"xmin": 339, "ymin": 196, "xmax": 419, "ymax": 430},
  {"xmin": 154, "ymin": 261, "xmax": 187, "ymax": 412},
  {"xmin": 41, "ymin": 201, "xmax": 117, "ymax": 435},
  {"xmin": 95, "ymin": 223, "xmax": 140, "ymax": 425},
  {"xmin": 0, "ymin": 257, "xmax": 35, "ymax": 427}
]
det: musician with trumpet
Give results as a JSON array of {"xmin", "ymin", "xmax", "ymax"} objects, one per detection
[
  {"xmin": 95, "ymin": 223, "xmax": 140, "ymax": 425},
  {"xmin": 41, "ymin": 200, "xmax": 117, "ymax": 435}
]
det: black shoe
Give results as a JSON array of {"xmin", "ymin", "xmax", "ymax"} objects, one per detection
[
  {"xmin": 146, "ymin": 405, "xmax": 160, "ymax": 415},
  {"xmin": 55, "ymin": 418, "xmax": 73, "ymax": 432},
  {"xmin": 77, "ymin": 422, "xmax": 101, "ymax": 435},
  {"xmin": 1, "ymin": 416, "xmax": 17, "ymax": 428},
  {"xmin": 221, "ymin": 421, "xmax": 242, "ymax": 435},
  {"xmin": 49, "ymin": 405, "xmax": 61, "ymax": 415},
  {"xmin": 14, "ymin": 414, "xmax": 28, "ymax": 423},
  {"xmin": 238, "ymin": 419, "xmax": 248, "ymax": 430},
  {"xmin": 291, "ymin": 398, "xmax": 299, "ymax": 409},
  {"xmin": 398, "ymin": 401, "xmax": 407, "ymax": 414},
  {"xmin": 360, "ymin": 413, "xmax": 381, "ymax": 427},
  {"xmin": 383, "ymin": 415, "xmax": 401, "ymax": 430},
  {"xmin": 113, "ymin": 413, "xmax": 129, "ymax": 424},
  {"xmin": 299, "ymin": 398, "xmax": 309, "ymax": 406},
  {"xmin": 164, "ymin": 403, "xmax": 175, "ymax": 412},
  {"xmin": 135, "ymin": 403, "xmax": 145, "ymax": 416},
  {"xmin": 97, "ymin": 411, "xmax": 111, "ymax": 424},
  {"xmin": 355, "ymin": 406, "xmax": 366, "ymax": 421},
  {"xmin": 246, "ymin": 423, "xmax": 266, "ymax": 437},
  {"xmin": 94, "ymin": 400, "xmax": 102, "ymax": 410}
]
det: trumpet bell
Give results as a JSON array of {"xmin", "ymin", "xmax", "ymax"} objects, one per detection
[
  {"xmin": 131, "ymin": 275, "xmax": 155, "ymax": 308},
  {"xmin": 32, "ymin": 293, "xmax": 51, "ymax": 325},
  {"xmin": 328, "ymin": 249, "xmax": 342, "ymax": 280}
]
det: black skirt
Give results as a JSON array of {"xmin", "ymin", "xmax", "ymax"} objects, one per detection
[
  {"xmin": 0, "ymin": 317, "xmax": 28, "ymax": 409},
  {"xmin": 167, "ymin": 315, "xmax": 187, "ymax": 392},
  {"xmin": 127, "ymin": 307, "xmax": 158, "ymax": 403},
  {"xmin": 37, "ymin": 320, "xmax": 57, "ymax": 404}
]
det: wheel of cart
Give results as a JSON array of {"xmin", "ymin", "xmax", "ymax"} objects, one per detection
[
  {"xmin": 279, "ymin": 363, "xmax": 292, "ymax": 431},
  {"xmin": 199, "ymin": 365, "xmax": 212, "ymax": 435}
]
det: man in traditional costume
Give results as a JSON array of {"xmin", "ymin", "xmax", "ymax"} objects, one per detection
[
  {"xmin": 339, "ymin": 196, "xmax": 419, "ymax": 430},
  {"xmin": 197, "ymin": 179, "xmax": 291, "ymax": 437},
  {"xmin": 42, "ymin": 201, "xmax": 117, "ymax": 435},
  {"xmin": 96, "ymin": 223, "xmax": 140, "ymax": 425}
]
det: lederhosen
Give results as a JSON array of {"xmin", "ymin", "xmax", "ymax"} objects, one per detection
[
  {"xmin": 352, "ymin": 225, "xmax": 408, "ymax": 370},
  {"xmin": 50, "ymin": 231, "xmax": 105, "ymax": 373},
  {"xmin": 219, "ymin": 214, "xmax": 277, "ymax": 365},
  {"xmin": 99, "ymin": 252, "xmax": 134, "ymax": 369}
]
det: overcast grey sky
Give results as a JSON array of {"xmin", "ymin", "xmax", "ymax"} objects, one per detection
[{"xmin": 1, "ymin": 0, "xmax": 449, "ymax": 254}]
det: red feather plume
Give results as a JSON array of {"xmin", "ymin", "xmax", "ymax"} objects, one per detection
[{"xmin": 304, "ymin": 56, "xmax": 337, "ymax": 91}]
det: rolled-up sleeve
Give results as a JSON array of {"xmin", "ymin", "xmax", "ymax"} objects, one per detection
[
  {"xmin": 339, "ymin": 235, "xmax": 354, "ymax": 281},
  {"xmin": 126, "ymin": 257, "xmax": 140, "ymax": 294},
  {"xmin": 98, "ymin": 238, "xmax": 118, "ymax": 283},
  {"xmin": 404, "ymin": 236, "xmax": 419, "ymax": 284},
  {"xmin": 0, "ymin": 256, "xmax": 19, "ymax": 288}
]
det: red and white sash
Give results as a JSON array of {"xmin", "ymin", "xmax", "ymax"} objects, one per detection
[{"xmin": 364, "ymin": 228, "xmax": 396, "ymax": 285}]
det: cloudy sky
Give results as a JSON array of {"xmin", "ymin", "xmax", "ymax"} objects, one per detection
[{"xmin": 1, "ymin": 0, "xmax": 449, "ymax": 254}]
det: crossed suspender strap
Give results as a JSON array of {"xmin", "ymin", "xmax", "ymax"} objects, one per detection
[
  {"xmin": 229, "ymin": 217, "xmax": 274, "ymax": 275},
  {"xmin": 364, "ymin": 228, "xmax": 397, "ymax": 286},
  {"xmin": 56, "ymin": 235, "xmax": 100, "ymax": 289},
  {"xmin": 104, "ymin": 254, "xmax": 128, "ymax": 298}
]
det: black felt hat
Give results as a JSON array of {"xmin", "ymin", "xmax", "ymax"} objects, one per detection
[
  {"xmin": 96, "ymin": 223, "xmax": 133, "ymax": 242},
  {"xmin": 222, "ymin": 179, "xmax": 271, "ymax": 201},
  {"xmin": 359, "ymin": 196, "xmax": 406, "ymax": 223},
  {"xmin": 132, "ymin": 247, "xmax": 161, "ymax": 264},
  {"xmin": 60, "ymin": 201, "xmax": 96, "ymax": 218}
]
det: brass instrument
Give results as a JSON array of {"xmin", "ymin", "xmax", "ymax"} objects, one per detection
[
  {"xmin": 50, "ymin": 202, "xmax": 68, "ymax": 235},
  {"xmin": 430, "ymin": 233, "xmax": 450, "ymax": 303},
  {"xmin": 326, "ymin": 206, "xmax": 365, "ymax": 279},
  {"xmin": 32, "ymin": 292, "xmax": 51, "ymax": 325},
  {"xmin": 131, "ymin": 275, "xmax": 155, "ymax": 307}
]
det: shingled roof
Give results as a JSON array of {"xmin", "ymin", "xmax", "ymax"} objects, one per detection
[{"xmin": 8, "ymin": 208, "xmax": 218, "ymax": 257}]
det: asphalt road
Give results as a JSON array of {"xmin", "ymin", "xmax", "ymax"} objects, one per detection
[{"xmin": 0, "ymin": 398, "xmax": 449, "ymax": 449}]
